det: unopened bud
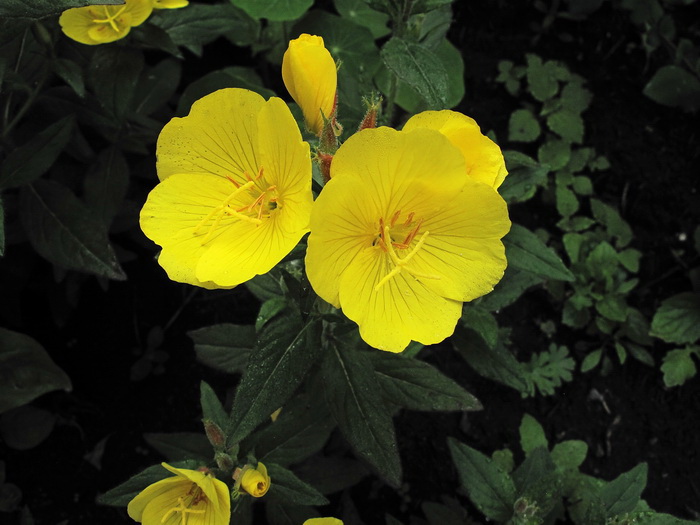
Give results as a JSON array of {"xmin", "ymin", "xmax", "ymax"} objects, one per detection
[
  {"xmin": 317, "ymin": 152, "xmax": 333, "ymax": 183},
  {"xmin": 233, "ymin": 462, "xmax": 271, "ymax": 498},
  {"xmin": 215, "ymin": 451, "xmax": 234, "ymax": 471},
  {"xmin": 358, "ymin": 94, "xmax": 382, "ymax": 132},
  {"xmin": 203, "ymin": 418, "xmax": 226, "ymax": 450}
]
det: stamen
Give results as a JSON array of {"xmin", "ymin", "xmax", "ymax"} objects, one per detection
[
  {"xmin": 92, "ymin": 4, "xmax": 128, "ymax": 32},
  {"xmin": 403, "ymin": 212, "xmax": 415, "ymax": 226},
  {"xmin": 193, "ymin": 180, "xmax": 255, "ymax": 236},
  {"xmin": 160, "ymin": 496, "xmax": 205, "ymax": 525},
  {"xmin": 389, "ymin": 210, "xmax": 401, "ymax": 228},
  {"xmin": 375, "ymin": 228, "xmax": 440, "ymax": 291}
]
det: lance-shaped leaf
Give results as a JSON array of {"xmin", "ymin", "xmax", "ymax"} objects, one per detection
[
  {"xmin": 0, "ymin": 0, "xmax": 121, "ymax": 19},
  {"xmin": 83, "ymin": 147, "xmax": 129, "ymax": 227},
  {"xmin": 0, "ymin": 116, "xmax": 74, "ymax": 190},
  {"xmin": 368, "ymin": 351, "xmax": 481, "ymax": 412},
  {"xmin": 381, "ymin": 37, "xmax": 448, "ymax": 109},
  {"xmin": 0, "ymin": 328, "xmax": 72, "ymax": 413},
  {"xmin": 504, "ymin": 224, "xmax": 575, "ymax": 282},
  {"xmin": 200, "ymin": 381, "xmax": 227, "ymax": 432},
  {"xmin": 227, "ymin": 310, "xmax": 322, "ymax": 445},
  {"xmin": 188, "ymin": 323, "xmax": 255, "ymax": 375},
  {"xmin": 601, "ymin": 463, "xmax": 648, "ymax": 517},
  {"xmin": 90, "ymin": 46, "xmax": 144, "ymax": 122},
  {"xmin": 322, "ymin": 340, "xmax": 401, "ymax": 486},
  {"xmin": 265, "ymin": 463, "xmax": 328, "ymax": 506},
  {"xmin": 19, "ymin": 180, "xmax": 126, "ymax": 280},
  {"xmin": 448, "ymin": 438, "xmax": 517, "ymax": 522}
]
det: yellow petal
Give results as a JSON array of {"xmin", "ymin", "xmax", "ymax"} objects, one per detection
[
  {"xmin": 338, "ymin": 248, "xmax": 463, "ymax": 352},
  {"xmin": 59, "ymin": 0, "xmax": 152, "ymax": 45},
  {"xmin": 282, "ymin": 34, "xmax": 337, "ymax": 135},
  {"xmin": 161, "ymin": 464, "xmax": 231, "ymax": 522},
  {"xmin": 156, "ymin": 88, "xmax": 266, "ymax": 182},
  {"xmin": 404, "ymin": 110, "xmax": 508, "ymax": 189},
  {"xmin": 153, "ymin": 0, "xmax": 189, "ymax": 8},
  {"xmin": 304, "ymin": 519, "xmax": 344, "ymax": 525},
  {"xmin": 124, "ymin": 0, "xmax": 153, "ymax": 26},
  {"xmin": 127, "ymin": 476, "xmax": 184, "ymax": 521}
]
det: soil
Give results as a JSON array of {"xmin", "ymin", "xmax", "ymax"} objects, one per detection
[{"xmin": 2, "ymin": 2, "xmax": 700, "ymax": 525}]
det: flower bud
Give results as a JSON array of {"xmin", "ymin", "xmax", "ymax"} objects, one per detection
[
  {"xmin": 214, "ymin": 451, "xmax": 234, "ymax": 471},
  {"xmin": 235, "ymin": 462, "xmax": 270, "ymax": 498},
  {"xmin": 282, "ymin": 34, "xmax": 337, "ymax": 136},
  {"xmin": 202, "ymin": 418, "xmax": 226, "ymax": 450},
  {"xmin": 358, "ymin": 94, "xmax": 382, "ymax": 132}
]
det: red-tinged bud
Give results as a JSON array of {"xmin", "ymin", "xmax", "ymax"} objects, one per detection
[
  {"xmin": 202, "ymin": 418, "xmax": 226, "ymax": 450},
  {"xmin": 318, "ymin": 152, "xmax": 334, "ymax": 183},
  {"xmin": 358, "ymin": 93, "xmax": 383, "ymax": 132},
  {"xmin": 215, "ymin": 451, "xmax": 234, "ymax": 471},
  {"xmin": 319, "ymin": 112, "xmax": 339, "ymax": 155}
]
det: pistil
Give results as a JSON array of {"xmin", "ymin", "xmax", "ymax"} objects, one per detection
[{"xmin": 92, "ymin": 5, "xmax": 128, "ymax": 33}]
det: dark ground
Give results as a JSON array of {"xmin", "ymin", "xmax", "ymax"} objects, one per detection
[{"xmin": 2, "ymin": 2, "xmax": 700, "ymax": 524}]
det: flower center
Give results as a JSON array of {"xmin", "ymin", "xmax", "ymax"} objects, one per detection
[
  {"xmin": 192, "ymin": 167, "xmax": 279, "ymax": 245},
  {"xmin": 91, "ymin": 5, "xmax": 129, "ymax": 33},
  {"xmin": 161, "ymin": 485, "xmax": 207, "ymax": 525},
  {"xmin": 372, "ymin": 210, "xmax": 441, "ymax": 291}
]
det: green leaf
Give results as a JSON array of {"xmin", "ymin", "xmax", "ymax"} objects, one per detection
[
  {"xmin": 266, "ymin": 463, "xmax": 329, "ymax": 506},
  {"xmin": 452, "ymin": 326, "xmax": 528, "ymax": 394},
  {"xmin": 461, "ymin": 305, "xmax": 499, "ymax": 349},
  {"xmin": 188, "ymin": 323, "xmax": 255, "ymax": 374},
  {"xmin": 447, "ymin": 438, "xmax": 516, "ymax": 522},
  {"xmin": 52, "ymin": 58, "xmax": 85, "ymax": 98},
  {"xmin": 200, "ymin": 381, "xmax": 228, "ymax": 432},
  {"xmin": 154, "ymin": 4, "xmax": 258, "ymax": 49},
  {"xmin": 133, "ymin": 59, "xmax": 182, "ymax": 116},
  {"xmin": 650, "ymin": 292, "xmax": 700, "ymax": 344},
  {"xmin": 538, "ymin": 139, "xmax": 571, "ymax": 171},
  {"xmin": 547, "ymin": 110, "xmax": 584, "ymax": 143},
  {"xmin": 19, "ymin": 180, "xmax": 126, "ymax": 280},
  {"xmin": 256, "ymin": 297, "xmax": 288, "ymax": 331},
  {"xmin": 380, "ymin": 37, "xmax": 448, "ymax": 109},
  {"xmin": 519, "ymin": 414, "xmax": 548, "ymax": 456},
  {"xmin": 524, "ymin": 344, "xmax": 574, "ymax": 396},
  {"xmin": 0, "ymin": 0, "xmax": 121, "ymax": 19},
  {"xmin": 508, "ymin": 109, "xmax": 540, "ymax": 142},
  {"xmin": 581, "ymin": 349, "xmax": 603, "ymax": 372},
  {"xmin": 556, "ymin": 184, "xmax": 579, "ymax": 218},
  {"xmin": 0, "ymin": 405, "xmax": 56, "ymax": 450},
  {"xmin": 504, "ymin": 224, "xmax": 575, "ymax": 282},
  {"xmin": 0, "ymin": 116, "xmax": 74, "ymax": 190},
  {"xmin": 143, "ymin": 432, "xmax": 211, "ymax": 462},
  {"xmin": 601, "ymin": 463, "xmax": 648, "ymax": 517},
  {"xmin": 0, "ymin": 328, "xmax": 72, "ymax": 414},
  {"xmin": 368, "ymin": 351, "xmax": 482, "ymax": 412},
  {"xmin": 231, "ymin": 0, "xmax": 313, "ymax": 21},
  {"xmin": 83, "ymin": 147, "xmax": 129, "ymax": 227},
  {"xmin": 499, "ymin": 151, "xmax": 549, "ymax": 204},
  {"xmin": 512, "ymin": 446, "xmax": 557, "ymax": 500},
  {"xmin": 254, "ymin": 394, "xmax": 335, "ymax": 466},
  {"xmin": 572, "ymin": 175, "xmax": 593, "ymax": 196},
  {"xmin": 551, "ymin": 440, "xmax": 588, "ymax": 470},
  {"xmin": 660, "ymin": 347, "xmax": 698, "ymax": 387},
  {"xmin": 98, "ymin": 461, "xmax": 200, "ymax": 506},
  {"xmin": 590, "ymin": 199, "xmax": 633, "ymax": 248},
  {"xmin": 333, "ymin": 0, "xmax": 390, "ymax": 38},
  {"xmin": 560, "ymin": 81, "xmax": 592, "ymax": 113},
  {"xmin": 227, "ymin": 311, "xmax": 322, "ymax": 445},
  {"xmin": 643, "ymin": 65, "xmax": 700, "ymax": 112},
  {"xmin": 90, "ymin": 46, "xmax": 144, "ymax": 122},
  {"xmin": 479, "ymin": 266, "xmax": 544, "ymax": 312},
  {"xmin": 596, "ymin": 295, "xmax": 629, "ymax": 322},
  {"xmin": 526, "ymin": 54, "xmax": 561, "ymax": 102},
  {"xmin": 322, "ymin": 340, "xmax": 401, "ymax": 486}
]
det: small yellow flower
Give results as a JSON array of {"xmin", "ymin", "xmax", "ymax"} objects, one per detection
[
  {"xmin": 127, "ymin": 463, "xmax": 230, "ymax": 525},
  {"xmin": 282, "ymin": 34, "xmax": 337, "ymax": 135},
  {"xmin": 306, "ymin": 126, "xmax": 510, "ymax": 352},
  {"xmin": 238, "ymin": 462, "xmax": 271, "ymax": 498},
  {"xmin": 59, "ymin": 0, "xmax": 153, "ymax": 46},
  {"xmin": 152, "ymin": 0, "xmax": 189, "ymax": 8},
  {"xmin": 140, "ymin": 88, "xmax": 313, "ymax": 289},
  {"xmin": 304, "ymin": 519, "xmax": 344, "ymax": 525},
  {"xmin": 403, "ymin": 110, "xmax": 508, "ymax": 189}
]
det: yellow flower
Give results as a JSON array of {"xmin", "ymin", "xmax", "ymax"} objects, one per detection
[
  {"xmin": 59, "ymin": 0, "xmax": 153, "ymax": 45},
  {"xmin": 305, "ymin": 126, "xmax": 510, "ymax": 352},
  {"xmin": 127, "ymin": 463, "xmax": 230, "ymax": 525},
  {"xmin": 238, "ymin": 462, "xmax": 271, "ymax": 498},
  {"xmin": 140, "ymin": 88, "xmax": 313, "ymax": 289},
  {"xmin": 403, "ymin": 110, "xmax": 508, "ymax": 189},
  {"xmin": 282, "ymin": 34, "xmax": 337, "ymax": 135},
  {"xmin": 304, "ymin": 519, "xmax": 344, "ymax": 525},
  {"xmin": 152, "ymin": 0, "xmax": 189, "ymax": 8}
]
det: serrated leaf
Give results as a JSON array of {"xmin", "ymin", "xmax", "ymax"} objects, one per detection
[
  {"xmin": 322, "ymin": 340, "xmax": 401, "ymax": 486},
  {"xmin": 83, "ymin": 147, "xmax": 129, "ymax": 227},
  {"xmin": 538, "ymin": 139, "xmax": 571, "ymax": 171},
  {"xmin": 519, "ymin": 414, "xmax": 548, "ymax": 455},
  {"xmin": 227, "ymin": 312, "xmax": 322, "ymax": 445},
  {"xmin": 266, "ymin": 463, "xmax": 329, "ymax": 506},
  {"xmin": 560, "ymin": 81, "xmax": 592, "ymax": 113},
  {"xmin": 19, "ymin": 180, "xmax": 126, "ymax": 280},
  {"xmin": 0, "ymin": 328, "xmax": 72, "ymax": 414},
  {"xmin": 596, "ymin": 295, "xmax": 628, "ymax": 322},
  {"xmin": 368, "ymin": 351, "xmax": 481, "ymax": 412},
  {"xmin": 660, "ymin": 348, "xmax": 697, "ymax": 387},
  {"xmin": 232, "ymin": 0, "xmax": 313, "ymax": 21},
  {"xmin": 448, "ymin": 438, "xmax": 516, "ymax": 522},
  {"xmin": 643, "ymin": 65, "xmax": 700, "ymax": 112},
  {"xmin": 526, "ymin": 54, "xmax": 561, "ymax": 101},
  {"xmin": 90, "ymin": 46, "xmax": 144, "ymax": 122},
  {"xmin": 547, "ymin": 110, "xmax": 584, "ymax": 143},
  {"xmin": 590, "ymin": 199, "xmax": 632, "ymax": 248},
  {"xmin": 508, "ymin": 109, "xmax": 541, "ymax": 142},
  {"xmin": 200, "ymin": 381, "xmax": 228, "ymax": 432},
  {"xmin": 504, "ymin": 224, "xmax": 575, "ymax": 282},
  {"xmin": 551, "ymin": 440, "xmax": 588, "ymax": 470},
  {"xmin": 0, "ymin": 0, "xmax": 121, "ymax": 19},
  {"xmin": 524, "ymin": 345, "xmax": 574, "ymax": 396},
  {"xmin": 143, "ymin": 432, "xmax": 211, "ymax": 462},
  {"xmin": 512, "ymin": 446, "xmax": 556, "ymax": 496},
  {"xmin": 0, "ymin": 116, "xmax": 74, "ymax": 190},
  {"xmin": 650, "ymin": 292, "xmax": 700, "ymax": 344},
  {"xmin": 601, "ymin": 463, "xmax": 648, "ymax": 517},
  {"xmin": 188, "ymin": 323, "xmax": 255, "ymax": 374},
  {"xmin": 381, "ymin": 37, "xmax": 448, "ymax": 109}
]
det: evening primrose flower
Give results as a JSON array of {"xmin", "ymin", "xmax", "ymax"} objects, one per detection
[
  {"xmin": 59, "ymin": 0, "xmax": 153, "ymax": 45},
  {"xmin": 305, "ymin": 126, "xmax": 510, "ymax": 352},
  {"xmin": 234, "ymin": 462, "xmax": 271, "ymax": 498},
  {"xmin": 282, "ymin": 34, "xmax": 337, "ymax": 135},
  {"xmin": 127, "ymin": 463, "xmax": 230, "ymax": 525},
  {"xmin": 403, "ymin": 110, "xmax": 508, "ymax": 189},
  {"xmin": 140, "ymin": 88, "xmax": 312, "ymax": 289},
  {"xmin": 152, "ymin": 0, "xmax": 189, "ymax": 8}
]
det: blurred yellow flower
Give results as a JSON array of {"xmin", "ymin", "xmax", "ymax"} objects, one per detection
[
  {"xmin": 403, "ymin": 110, "xmax": 508, "ymax": 189},
  {"xmin": 152, "ymin": 0, "xmax": 189, "ymax": 8},
  {"xmin": 59, "ymin": 0, "xmax": 153, "ymax": 45},
  {"xmin": 127, "ymin": 463, "xmax": 230, "ymax": 525},
  {"xmin": 238, "ymin": 462, "xmax": 271, "ymax": 498},
  {"xmin": 304, "ymin": 519, "xmax": 344, "ymax": 525},
  {"xmin": 140, "ymin": 88, "xmax": 313, "ymax": 289},
  {"xmin": 282, "ymin": 34, "xmax": 337, "ymax": 135},
  {"xmin": 306, "ymin": 126, "xmax": 510, "ymax": 352}
]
